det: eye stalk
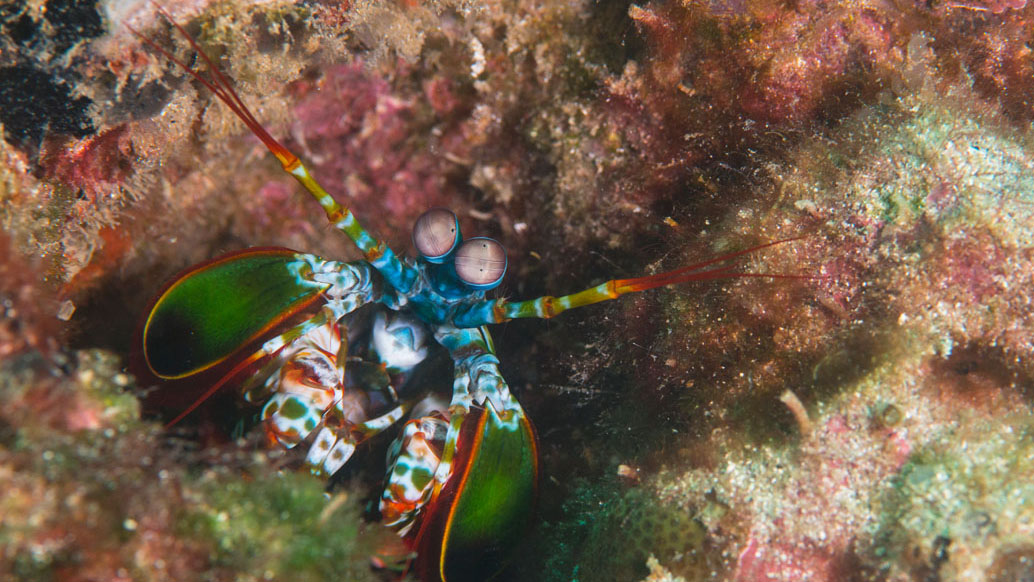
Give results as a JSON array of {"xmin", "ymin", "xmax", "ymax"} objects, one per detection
[
  {"xmin": 454, "ymin": 237, "xmax": 507, "ymax": 290},
  {"xmin": 413, "ymin": 208, "xmax": 460, "ymax": 263}
]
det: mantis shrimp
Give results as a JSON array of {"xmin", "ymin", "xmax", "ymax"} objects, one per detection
[{"xmin": 133, "ymin": 8, "xmax": 810, "ymax": 582}]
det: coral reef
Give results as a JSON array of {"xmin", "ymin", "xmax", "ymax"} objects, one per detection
[
  {"xmin": 2, "ymin": 0, "xmax": 1034, "ymax": 580},
  {"xmin": 528, "ymin": 35, "xmax": 1034, "ymax": 582},
  {"xmin": 0, "ymin": 346, "xmax": 383, "ymax": 581}
]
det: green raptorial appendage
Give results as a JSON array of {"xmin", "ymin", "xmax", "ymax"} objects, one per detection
[
  {"xmin": 417, "ymin": 404, "xmax": 537, "ymax": 581},
  {"xmin": 143, "ymin": 248, "xmax": 327, "ymax": 379}
]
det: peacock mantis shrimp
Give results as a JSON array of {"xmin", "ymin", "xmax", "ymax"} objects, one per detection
[{"xmin": 133, "ymin": 7, "xmax": 810, "ymax": 581}]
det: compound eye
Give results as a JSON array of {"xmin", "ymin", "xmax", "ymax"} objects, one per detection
[
  {"xmin": 454, "ymin": 237, "xmax": 507, "ymax": 289},
  {"xmin": 413, "ymin": 208, "xmax": 460, "ymax": 263}
]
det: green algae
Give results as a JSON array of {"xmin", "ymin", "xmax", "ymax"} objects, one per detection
[
  {"xmin": 180, "ymin": 471, "xmax": 379, "ymax": 582},
  {"xmin": 0, "ymin": 348, "xmax": 381, "ymax": 582},
  {"xmin": 1, "ymin": 351, "xmax": 161, "ymax": 580}
]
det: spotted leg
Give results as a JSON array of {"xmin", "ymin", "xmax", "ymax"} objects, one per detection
[
  {"xmin": 374, "ymin": 325, "xmax": 538, "ymax": 581},
  {"xmin": 380, "ymin": 407, "xmax": 449, "ymax": 536},
  {"xmin": 246, "ymin": 307, "xmax": 434, "ymax": 477},
  {"xmin": 378, "ymin": 325, "xmax": 535, "ymax": 541}
]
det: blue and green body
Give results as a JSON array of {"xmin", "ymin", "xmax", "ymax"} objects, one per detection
[{"xmin": 143, "ymin": 225, "xmax": 544, "ymax": 582}]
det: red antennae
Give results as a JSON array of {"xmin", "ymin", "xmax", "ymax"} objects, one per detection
[
  {"xmin": 500, "ymin": 236, "xmax": 825, "ymax": 322},
  {"xmin": 127, "ymin": 5, "xmax": 299, "ymax": 170},
  {"xmin": 614, "ymin": 237, "xmax": 821, "ymax": 294}
]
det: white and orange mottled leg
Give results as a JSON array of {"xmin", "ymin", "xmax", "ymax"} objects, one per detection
[
  {"xmin": 248, "ymin": 308, "xmax": 434, "ymax": 477},
  {"xmin": 251, "ymin": 320, "xmax": 346, "ymax": 447},
  {"xmin": 309, "ymin": 310, "xmax": 434, "ymax": 476},
  {"xmin": 245, "ymin": 318, "xmax": 372, "ymax": 475},
  {"xmin": 379, "ymin": 409, "xmax": 449, "ymax": 537}
]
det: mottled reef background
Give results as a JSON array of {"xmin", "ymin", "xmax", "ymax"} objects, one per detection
[{"xmin": 3, "ymin": 0, "xmax": 1034, "ymax": 580}]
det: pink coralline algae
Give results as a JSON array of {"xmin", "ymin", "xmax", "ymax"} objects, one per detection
[
  {"xmin": 279, "ymin": 62, "xmax": 469, "ymax": 252},
  {"xmin": 735, "ymin": 538, "xmax": 848, "ymax": 582},
  {"xmin": 39, "ymin": 126, "xmax": 134, "ymax": 204}
]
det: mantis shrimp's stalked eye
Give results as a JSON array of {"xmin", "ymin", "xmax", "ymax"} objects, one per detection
[
  {"xmin": 414, "ymin": 208, "xmax": 461, "ymax": 263},
  {"xmin": 454, "ymin": 237, "xmax": 507, "ymax": 290}
]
